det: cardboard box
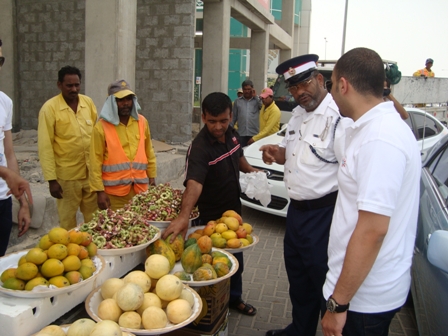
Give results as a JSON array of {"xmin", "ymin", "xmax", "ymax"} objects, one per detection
[
  {"xmin": 186, "ymin": 278, "xmax": 230, "ymax": 333},
  {"xmin": 166, "ymin": 309, "xmax": 229, "ymax": 336}
]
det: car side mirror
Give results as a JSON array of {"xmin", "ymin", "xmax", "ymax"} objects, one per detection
[{"xmin": 427, "ymin": 230, "xmax": 448, "ymax": 273}]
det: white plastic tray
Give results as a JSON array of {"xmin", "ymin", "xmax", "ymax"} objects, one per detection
[
  {"xmin": 170, "ymin": 247, "xmax": 238, "ymax": 287},
  {"xmin": 97, "ymin": 229, "xmax": 161, "ymax": 256},
  {"xmin": 31, "ymin": 323, "xmax": 136, "ymax": 336},
  {"xmin": 85, "ymin": 284, "xmax": 202, "ymax": 335},
  {"xmin": 187, "ymin": 225, "xmax": 259, "ymax": 253},
  {"xmin": 0, "ymin": 250, "xmax": 105, "ymax": 299},
  {"xmin": 147, "ymin": 214, "xmax": 199, "ymax": 230}
]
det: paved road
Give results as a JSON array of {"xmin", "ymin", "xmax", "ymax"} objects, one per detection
[{"xmin": 228, "ymin": 205, "xmax": 419, "ymax": 336}]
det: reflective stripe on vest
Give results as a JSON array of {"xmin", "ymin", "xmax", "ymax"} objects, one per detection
[{"xmin": 101, "ymin": 115, "xmax": 149, "ymax": 196}]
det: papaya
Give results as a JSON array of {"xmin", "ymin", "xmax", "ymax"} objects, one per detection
[
  {"xmin": 197, "ymin": 235, "xmax": 212, "ymax": 254},
  {"xmin": 185, "ymin": 238, "xmax": 197, "ymax": 248},
  {"xmin": 212, "ymin": 256, "xmax": 232, "ymax": 269},
  {"xmin": 173, "ymin": 271, "xmax": 191, "ymax": 281},
  {"xmin": 211, "ymin": 250, "xmax": 228, "ymax": 259},
  {"xmin": 192, "ymin": 266, "xmax": 214, "ymax": 281},
  {"xmin": 201, "ymin": 263, "xmax": 217, "ymax": 279},
  {"xmin": 180, "ymin": 243, "xmax": 203, "ymax": 273},
  {"xmin": 146, "ymin": 239, "xmax": 176, "ymax": 270},
  {"xmin": 202, "ymin": 254, "xmax": 212, "ymax": 265},
  {"xmin": 164, "ymin": 234, "xmax": 184, "ymax": 261},
  {"xmin": 213, "ymin": 262, "xmax": 230, "ymax": 278}
]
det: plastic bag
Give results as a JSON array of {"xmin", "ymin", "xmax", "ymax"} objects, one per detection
[{"xmin": 240, "ymin": 171, "xmax": 272, "ymax": 207}]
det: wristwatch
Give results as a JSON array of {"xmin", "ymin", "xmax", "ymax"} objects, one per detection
[{"xmin": 326, "ymin": 295, "xmax": 350, "ymax": 313}]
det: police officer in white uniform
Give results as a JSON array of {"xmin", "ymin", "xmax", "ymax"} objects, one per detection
[{"xmin": 261, "ymin": 54, "xmax": 345, "ymax": 336}]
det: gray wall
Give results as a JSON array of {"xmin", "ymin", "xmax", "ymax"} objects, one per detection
[
  {"xmin": 9, "ymin": 0, "xmax": 195, "ymax": 143},
  {"xmin": 15, "ymin": 0, "xmax": 86, "ymax": 129},
  {"xmin": 135, "ymin": 0, "xmax": 195, "ymax": 143}
]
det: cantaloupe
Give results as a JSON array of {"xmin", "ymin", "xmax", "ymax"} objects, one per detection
[
  {"xmin": 141, "ymin": 306, "xmax": 167, "ymax": 329},
  {"xmin": 115, "ymin": 283, "xmax": 144, "ymax": 311},
  {"xmin": 166, "ymin": 299, "xmax": 192, "ymax": 324},
  {"xmin": 155, "ymin": 274, "xmax": 183, "ymax": 301}
]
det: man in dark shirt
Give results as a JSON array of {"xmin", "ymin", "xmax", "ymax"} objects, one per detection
[{"xmin": 163, "ymin": 92, "xmax": 258, "ymax": 316}]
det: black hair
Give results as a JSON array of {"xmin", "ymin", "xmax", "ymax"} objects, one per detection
[
  {"xmin": 385, "ymin": 78, "xmax": 391, "ymax": 88},
  {"xmin": 334, "ymin": 48, "xmax": 384, "ymax": 98},
  {"xmin": 241, "ymin": 79, "xmax": 254, "ymax": 88},
  {"xmin": 58, "ymin": 66, "xmax": 82, "ymax": 83},
  {"xmin": 202, "ymin": 92, "xmax": 232, "ymax": 117}
]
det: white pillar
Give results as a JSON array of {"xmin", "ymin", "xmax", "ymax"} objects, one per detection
[
  {"xmin": 250, "ymin": 30, "xmax": 269, "ymax": 91},
  {"xmin": 85, "ymin": 0, "xmax": 137, "ymax": 108},
  {"xmin": 202, "ymin": 0, "xmax": 231, "ymax": 99}
]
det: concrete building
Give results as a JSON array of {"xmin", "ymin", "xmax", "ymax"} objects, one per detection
[{"xmin": 0, "ymin": 0, "xmax": 310, "ymax": 143}]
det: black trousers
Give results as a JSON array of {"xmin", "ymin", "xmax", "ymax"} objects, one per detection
[{"xmin": 283, "ymin": 202, "xmax": 335, "ymax": 336}]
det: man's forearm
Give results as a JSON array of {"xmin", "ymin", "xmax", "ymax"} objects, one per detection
[{"xmin": 331, "ymin": 211, "xmax": 389, "ymax": 304}]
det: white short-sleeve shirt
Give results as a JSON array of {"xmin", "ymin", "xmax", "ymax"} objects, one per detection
[
  {"xmin": 280, "ymin": 93, "xmax": 345, "ymax": 201},
  {"xmin": 323, "ymin": 101, "xmax": 421, "ymax": 313},
  {"xmin": 0, "ymin": 91, "xmax": 13, "ymax": 200}
]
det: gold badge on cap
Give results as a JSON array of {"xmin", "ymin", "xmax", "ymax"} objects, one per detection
[
  {"xmin": 288, "ymin": 67, "xmax": 296, "ymax": 76},
  {"xmin": 121, "ymin": 81, "xmax": 126, "ymax": 87}
]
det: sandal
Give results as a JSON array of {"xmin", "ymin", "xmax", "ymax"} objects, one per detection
[{"xmin": 229, "ymin": 298, "xmax": 257, "ymax": 316}]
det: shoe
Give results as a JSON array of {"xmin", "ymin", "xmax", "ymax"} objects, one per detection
[
  {"xmin": 229, "ymin": 298, "xmax": 257, "ymax": 316},
  {"xmin": 266, "ymin": 329, "xmax": 287, "ymax": 336}
]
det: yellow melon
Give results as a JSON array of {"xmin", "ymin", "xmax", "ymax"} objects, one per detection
[
  {"xmin": 144, "ymin": 254, "xmax": 170, "ymax": 279},
  {"xmin": 97, "ymin": 298, "xmax": 122, "ymax": 322},
  {"xmin": 155, "ymin": 274, "xmax": 183, "ymax": 301},
  {"xmin": 118, "ymin": 311, "xmax": 142, "ymax": 329},
  {"xmin": 37, "ymin": 325, "xmax": 66, "ymax": 336},
  {"xmin": 136, "ymin": 292, "xmax": 162, "ymax": 315},
  {"xmin": 101, "ymin": 278, "xmax": 125, "ymax": 299},
  {"xmin": 123, "ymin": 270, "xmax": 151, "ymax": 293},
  {"xmin": 141, "ymin": 306, "xmax": 167, "ymax": 329},
  {"xmin": 166, "ymin": 299, "xmax": 192, "ymax": 324},
  {"xmin": 67, "ymin": 318, "xmax": 96, "ymax": 336},
  {"xmin": 90, "ymin": 320, "xmax": 122, "ymax": 336},
  {"xmin": 116, "ymin": 283, "xmax": 144, "ymax": 311}
]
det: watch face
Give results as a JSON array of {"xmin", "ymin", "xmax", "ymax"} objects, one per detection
[{"xmin": 326, "ymin": 298, "xmax": 336, "ymax": 312}]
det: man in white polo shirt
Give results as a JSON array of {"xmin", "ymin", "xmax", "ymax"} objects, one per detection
[{"xmin": 321, "ymin": 47, "xmax": 420, "ymax": 336}]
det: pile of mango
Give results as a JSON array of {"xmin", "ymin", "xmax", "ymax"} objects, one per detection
[
  {"xmin": 1, "ymin": 227, "xmax": 98, "ymax": 291},
  {"xmin": 188, "ymin": 210, "xmax": 254, "ymax": 249},
  {"xmin": 146, "ymin": 233, "xmax": 232, "ymax": 282}
]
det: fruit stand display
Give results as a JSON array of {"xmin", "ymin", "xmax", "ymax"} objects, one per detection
[{"xmin": 32, "ymin": 321, "xmax": 136, "ymax": 336}]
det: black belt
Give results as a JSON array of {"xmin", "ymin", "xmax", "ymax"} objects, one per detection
[{"xmin": 290, "ymin": 191, "xmax": 338, "ymax": 211}]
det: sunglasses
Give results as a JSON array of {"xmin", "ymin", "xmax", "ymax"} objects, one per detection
[
  {"xmin": 287, "ymin": 77, "xmax": 314, "ymax": 93},
  {"xmin": 0, "ymin": 57, "xmax": 4, "ymax": 67}
]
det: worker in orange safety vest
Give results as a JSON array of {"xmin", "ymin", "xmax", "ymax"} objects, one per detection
[
  {"xmin": 413, "ymin": 58, "xmax": 435, "ymax": 77},
  {"xmin": 90, "ymin": 80, "xmax": 157, "ymax": 210}
]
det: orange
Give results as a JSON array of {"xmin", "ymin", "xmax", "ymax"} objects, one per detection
[
  {"xmin": 62, "ymin": 255, "xmax": 81, "ymax": 272},
  {"xmin": 25, "ymin": 248, "xmax": 48, "ymax": 265},
  {"xmin": 41, "ymin": 259, "xmax": 64, "ymax": 278},
  {"xmin": 66, "ymin": 243, "xmax": 81, "ymax": 256},
  {"xmin": 48, "ymin": 244, "xmax": 68, "ymax": 260},
  {"xmin": 16, "ymin": 262, "xmax": 39, "ymax": 281},
  {"xmin": 38, "ymin": 234, "xmax": 54, "ymax": 250},
  {"xmin": 48, "ymin": 227, "xmax": 70, "ymax": 245},
  {"xmin": 68, "ymin": 230, "xmax": 84, "ymax": 245},
  {"xmin": 78, "ymin": 246, "xmax": 89, "ymax": 260}
]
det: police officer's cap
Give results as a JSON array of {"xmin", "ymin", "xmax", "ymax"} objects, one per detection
[{"xmin": 276, "ymin": 54, "xmax": 319, "ymax": 87}]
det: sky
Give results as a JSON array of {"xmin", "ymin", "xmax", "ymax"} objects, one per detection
[{"xmin": 308, "ymin": 0, "xmax": 448, "ymax": 77}]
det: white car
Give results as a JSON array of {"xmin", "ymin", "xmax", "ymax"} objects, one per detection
[{"xmin": 241, "ymin": 108, "xmax": 448, "ymax": 217}]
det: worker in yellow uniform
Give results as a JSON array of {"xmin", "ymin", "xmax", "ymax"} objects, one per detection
[
  {"xmin": 413, "ymin": 58, "xmax": 435, "ymax": 77},
  {"xmin": 247, "ymin": 87, "xmax": 281, "ymax": 146},
  {"xmin": 90, "ymin": 79, "xmax": 157, "ymax": 211},
  {"xmin": 38, "ymin": 66, "xmax": 98, "ymax": 230}
]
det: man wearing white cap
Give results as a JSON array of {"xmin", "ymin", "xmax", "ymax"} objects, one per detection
[
  {"xmin": 38, "ymin": 65, "xmax": 97, "ymax": 230},
  {"xmin": 247, "ymin": 87, "xmax": 280, "ymax": 145},
  {"xmin": 0, "ymin": 39, "xmax": 31, "ymax": 255},
  {"xmin": 89, "ymin": 80, "xmax": 157, "ymax": 211},
  {"xmin": 261, "ymin": 54, "xmax": 347, "ymax": 336}
]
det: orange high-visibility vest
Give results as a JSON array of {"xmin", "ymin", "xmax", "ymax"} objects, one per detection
[
  {"xmin": 419, "ymin": 69, "xmax": 434, "ymax": 77},
  {"xmin": 101, "ymin": 116, "xmax": 149, "ymax": 196}
]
